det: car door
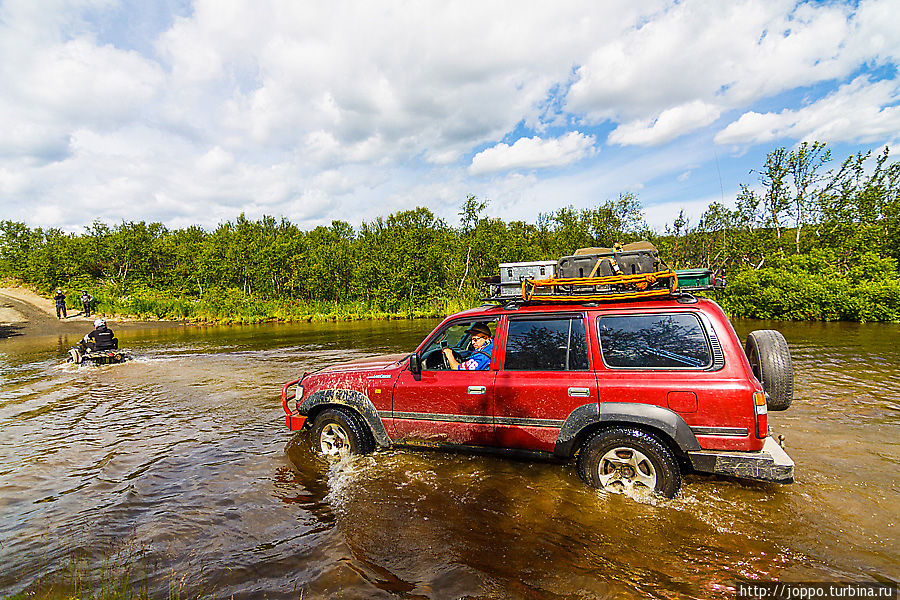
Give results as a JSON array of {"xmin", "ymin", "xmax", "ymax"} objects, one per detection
[
  {"xmin": 391, "ymin": 318, "xmax": 499, "ymax": 445},
  {"xmin": 493, "ymin": 313, "xmax": 598, "ymax": 452}
]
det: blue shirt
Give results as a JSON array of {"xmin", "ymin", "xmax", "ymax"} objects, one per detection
[{"xmin": 458, "ymin": 341, "xmax": 493, "ymax": 370}]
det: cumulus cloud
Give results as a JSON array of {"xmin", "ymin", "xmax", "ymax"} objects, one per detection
[
  {"xmin": 565, "ymin": 0, "xmax": 900, "ymax": 145},
  {"xmin": 0, "ymin": 0, "xmax": 898, "ymax": 232},
  {"xmin": 155, "ymin": 0, "xmax": 629, "ymax": 160},
  {"xmin": 715, "ymin": 76, "xmax": 900, "ymax": 146},
  {"xmin": 609, "ymin": 101, "xmax": 722, "ymax": 147},
  {"xmin": 469, "ymin": 133, "xmax": 597, "ymax": 175},
  {"xmin": 568, "ymin": 1, "xmax": 856, "ymax": 117}
]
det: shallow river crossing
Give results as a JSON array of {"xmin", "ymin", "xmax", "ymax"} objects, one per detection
[{"xmin": 0, "ymin": 319, "xmax": 898, "ymax": 599}]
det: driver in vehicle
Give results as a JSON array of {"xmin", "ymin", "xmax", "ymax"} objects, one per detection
[
  {"xmin": 77, "ymin": 319, "xmax": 118, "ymax": 353},
  {"xmin": 443, "ymin": 322, "xmax": 493, "ymax": 370}
]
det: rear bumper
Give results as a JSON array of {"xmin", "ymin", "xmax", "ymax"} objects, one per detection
[{"xmin": 688, "ymin": 436, "xmax": 794, "ymax": 484}]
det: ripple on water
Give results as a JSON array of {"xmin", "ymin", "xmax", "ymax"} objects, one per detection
[{"xmin": 1, "ymin": 321, "xmax": 898, "ymax": 599}]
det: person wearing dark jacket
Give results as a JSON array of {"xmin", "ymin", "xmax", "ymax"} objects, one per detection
[
  {"xmin": 78, "ymin": 319, "xmax": 118, "ymax": 353},
  {"xmin": 54, "ymin": 289, "xmax": 67, "ymax": 319},
  {"xmin": 80, "ymin": 291, "xmax": 93, "ymax": 317}
]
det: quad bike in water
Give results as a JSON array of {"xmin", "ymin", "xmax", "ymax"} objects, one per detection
[{"xmin": 67, "ymin": 344, "xmax": 129, "ymax": 365}]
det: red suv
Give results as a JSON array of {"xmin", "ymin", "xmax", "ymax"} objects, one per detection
[{"xmin": 282, "ymin": 297, "xmax": 794, "ymax": 497}]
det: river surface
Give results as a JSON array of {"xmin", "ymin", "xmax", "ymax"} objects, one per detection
[{"xmin": 0, "ymin": 319, "xmax": 898, "ymax": 599}]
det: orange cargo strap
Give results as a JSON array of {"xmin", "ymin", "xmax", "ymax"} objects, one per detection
[{"xmin": 521, "ymin": 270, "xmax": 679, "ymax": 303}]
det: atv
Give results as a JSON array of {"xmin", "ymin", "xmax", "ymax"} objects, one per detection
[{"xmin": 67, "ymin": 347, "xmax": 129, "ymax": 365}]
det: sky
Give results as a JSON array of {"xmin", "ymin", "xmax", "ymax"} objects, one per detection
[{"xmin": 1, "ymin": 0, "xmax": 899, "ymax": 234}]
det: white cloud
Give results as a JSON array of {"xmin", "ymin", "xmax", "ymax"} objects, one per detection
[
  {"xmin": 196, "ymin": 147, "xmax": 235, "ymax": 174},
  {"xmin": 469, "ymin": 133, "xmax": 597, "ymax": 175},
  {"xmin": 609, "ymin": 101, "xmax": 722, "ymax": 147},
  {"xmin": 715, "ymin": 76, "xmax": 900, "ymax": 146},
  {"xmin": 155, "ymin": 0, "xmax": 623, "ymax": 161},
  {"xmin": 0, "ymin": 31, "xmax": 163, "ymax": 162},
  {"xmin": 0, "ymin": 0, "xmax": 898, "ymax": 233},
  {"xmin": 566, "ymin": 0, "xmax": 894, "ymax": 138}
]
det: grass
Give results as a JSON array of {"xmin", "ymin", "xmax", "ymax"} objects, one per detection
[
  {"xmin": 3, "ymin": 278, "xmax": 483, "ymax": 324},
  {"xmin": 84, "ymin": 286, "xmax": 482, "ymax": 324},
  {"xmin": 1, "ymin": 542, "xmax": 198, "ymax": 600}
]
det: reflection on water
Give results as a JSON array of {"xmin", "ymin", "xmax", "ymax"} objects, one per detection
[{"xmin": 0, "ymin": 318, "xmax": 898, "ymax": 599}]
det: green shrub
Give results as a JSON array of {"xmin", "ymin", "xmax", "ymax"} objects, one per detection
[{"xmin": 720, "ymin": 265, "xmax": 900, "ymax": 322}]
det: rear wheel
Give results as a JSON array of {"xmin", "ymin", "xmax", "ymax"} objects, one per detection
[
  {"xmin": 745, "ymin": 330, "xmax": 793, "ymax": 411},
  {"xmin": 310, "ymin": 407, "xmax": 374, "ymax": 460},
  {"xmin": 577, "ymin": 427, "xmax": 681, "ymax": 498}
]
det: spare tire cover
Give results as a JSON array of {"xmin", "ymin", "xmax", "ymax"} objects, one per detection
[{"xmin": 745, "ymin": 330, "xmax": 793, "ymax": 411}]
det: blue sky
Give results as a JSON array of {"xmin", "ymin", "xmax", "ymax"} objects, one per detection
[{"xmin": 1, "ymin": 0, "xmax": 898, "ymax": 233}]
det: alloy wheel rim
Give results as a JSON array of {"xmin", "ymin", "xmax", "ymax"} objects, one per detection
[
  {"xmin": 597, "ymin": 446, "xmax": 657, "ymax": 491},
  {"xmin": 319, "ymin": 423, "xmax": 351, "ymax": 459}
]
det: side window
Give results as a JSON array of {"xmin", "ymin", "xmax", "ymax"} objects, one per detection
[
  {"xmin": 597, "ymin": 313, "xmax": 711, "ymax": 369},
  {"xmin": 504, "ymin": 317, "xmax": 589, "ymax": 371},
  {"xmin": 420, "ymin": 320, "xmax": 496, "ymax": 370}
]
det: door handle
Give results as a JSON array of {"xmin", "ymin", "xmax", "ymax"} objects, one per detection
[
  {"xmin": 568, "ymin": 387, "xmax": 591, "ymax": 397},
  {"xmin": 468, "ymin": 386, "xmax": 487, "ymax": 395}
]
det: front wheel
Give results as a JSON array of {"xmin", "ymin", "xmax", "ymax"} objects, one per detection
[
  {"xmin": 310, "ymin": 408, "xmax": 375, "ymax": 460},
  {"xmin": 68, "ymin": 348, "xmax": 82, "ymax": 364},
  {"xmin": 577, "ymin": 427, "xmax": 681, "ymax": 498}
]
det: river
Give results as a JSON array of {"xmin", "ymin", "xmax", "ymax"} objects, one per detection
[{"xmin": 0, "ymin": 319, "xmax": 897, "ymax": 599}]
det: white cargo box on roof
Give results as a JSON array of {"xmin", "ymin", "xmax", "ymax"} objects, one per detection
[{"xmin": 499, "ymin": 261, "xmax": 556, "ymax": 296}]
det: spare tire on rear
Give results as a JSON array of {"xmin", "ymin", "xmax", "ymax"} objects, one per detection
[{"xmin": 745, "ymin": 330, "xmax": 793, "ymax": 411}]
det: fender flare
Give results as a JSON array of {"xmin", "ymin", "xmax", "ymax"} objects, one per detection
[
  {"xmin": 554, "ymin": 402, "xmax": 701, "ymax": 458},
  {"xmin": 298, "ymin": 389, "xmax": 392, "ymax": 447}
]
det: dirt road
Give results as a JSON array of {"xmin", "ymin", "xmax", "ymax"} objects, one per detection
[{"xmin": 1, "ymin": 287, "xmax": 106, "ymax": 339}]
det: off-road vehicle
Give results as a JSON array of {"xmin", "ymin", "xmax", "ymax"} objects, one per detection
[{"xmin": 282, "ymin": 252, "xmax": 794, "ymax": 497}]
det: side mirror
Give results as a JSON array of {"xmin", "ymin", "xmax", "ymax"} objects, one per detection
[{"xmin": 409, "ymin": 354, "xmax": 422, "ymax": 375}]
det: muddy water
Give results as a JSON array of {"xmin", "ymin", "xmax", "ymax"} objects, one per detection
[{"xmin": 0, "ymin": 319, "xmax": 897, "ymax": 599}]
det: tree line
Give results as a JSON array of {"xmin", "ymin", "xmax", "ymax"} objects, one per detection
[{"xmin": 1, "ymin": 142, "xmax": 898, "ymax": 322}]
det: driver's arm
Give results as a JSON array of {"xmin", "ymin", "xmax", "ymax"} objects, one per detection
[{"xmin": 442, "ymin": 347, "xmax": 461, "ymax": 370}]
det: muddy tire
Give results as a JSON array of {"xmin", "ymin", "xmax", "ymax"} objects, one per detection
[
  {"xmin": 310, "ymin": 407, "xmax": 375, "ymax": 460},
  {"xmin": 68, "ymin": 348, "xmax": 82, "ymax": 364},
  {"xmin": 577, "ymin": 427, "xmax": 681, "ymax": 498},
  {"xmin": 745, "ymin": 330, "xmax": 793, "ymax": 411}
]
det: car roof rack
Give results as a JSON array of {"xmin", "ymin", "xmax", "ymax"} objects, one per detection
[{"xmin": 481, "ymin": 268, "xmax": 723, "ymax": 306}]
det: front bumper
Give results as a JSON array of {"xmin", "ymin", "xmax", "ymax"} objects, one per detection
[
  {"xmin": 688, "ymin": 436, "xmax": 794, "ymax": 484},
  {"xmin": 282, "ymin": 377, "xmax": 307, "ymax": 430}
]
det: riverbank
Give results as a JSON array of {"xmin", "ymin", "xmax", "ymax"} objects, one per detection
[
  {"xmin": 0, "ymin": 286, "xmax": 106, "ymax": 340},
  {"xmin": 0, "ymin": 285, "xmax": 188, "ymax": 340},
  {"xmin": 93, "ymin": 286, "xmax": 463, "ymax": 324},
  {"xmin": 0, "ymin": 280, "xmax": 465, "ymax": 332}
]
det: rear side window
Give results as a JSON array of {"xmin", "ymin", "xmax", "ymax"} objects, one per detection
[
  {"xmin": 504, "ymin": 316, "xmax": 589, "ymax": 371},
  {"xmin": 597, "ymin": 313, "xmax": 711, "ymax": 369}
]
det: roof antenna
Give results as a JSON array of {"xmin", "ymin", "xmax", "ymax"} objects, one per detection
[{"xmin": 714, "ymin": 148, "xmax": 725, "ymax": 204}]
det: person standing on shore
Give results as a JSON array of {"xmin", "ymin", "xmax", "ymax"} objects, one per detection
[
  {"xmin": 80, "ymin": 291, "xmax": 93, "ymax": 317},
  {"xmin": 54, "ymin": 289, "xmax": 67, "ymax": 319}
]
